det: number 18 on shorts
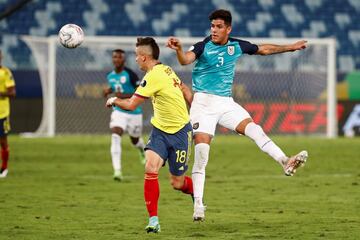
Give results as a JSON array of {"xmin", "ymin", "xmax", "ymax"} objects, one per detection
[{"xmin": 145, "ymin": 123, "xmax": 193, "ymax": 176}]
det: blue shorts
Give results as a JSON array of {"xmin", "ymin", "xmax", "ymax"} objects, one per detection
[
  {"xmin": 145, "ymin": 122, "xmax": 193, "ymax": 176},
  {"xmin": 0, "ymin": 117, "xmax": 10, "ymax": 137}
]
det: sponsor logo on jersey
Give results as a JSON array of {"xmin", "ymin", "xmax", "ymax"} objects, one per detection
[
  {"xmin": 120, "ymin": 76, "xmax": 126, "ymax": 84},
  {"xmin": 140, "ymin": 79, "xmax": 147, "ymax": 87},
  {"xmin": 227, "ymin": 46, "xmax": 235, "ymax": 55},
  {"xmin": 192, "ymin": 122, "xmax": 199, "ymax": 130},
  {"xmin": 207, "ymin": 50, "xmax": 219, "ymax": 55}
]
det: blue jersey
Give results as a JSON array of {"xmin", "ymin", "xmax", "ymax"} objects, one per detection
[
  {"xmin": 191, "ymin": 36, "xmax": 258, "ymax": 97},
  {"xmin": 107, "ymin": 67, "xmax": 142, "ymax": 114}
]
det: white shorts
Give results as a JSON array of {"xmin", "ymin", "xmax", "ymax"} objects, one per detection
[
  {"xmin": 190, "ymin": 92, "xmax": 251, "ymax": 136},
  {"xmin": 109, "ymin": 111, "xmax": 143, "ymax": 137}
]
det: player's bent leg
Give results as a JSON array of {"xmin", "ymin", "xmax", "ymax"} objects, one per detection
[
  {"xmin": 144, "ymin": 150, "xmax": 164, "ymax": 233},
  {"xmin": 170, "ymin": 175, "xmax": 193, "ymax": 195},
  {"xmin": 128, "ymin": 114, "xmax": 145, "ymax": 164},
  {"xmin": 130, "ymin": 136, "xmax": 146, "ymax": 164},
  {"xmin": 240, "ymin": 121, "xmax": 288, "ymax": 165}
]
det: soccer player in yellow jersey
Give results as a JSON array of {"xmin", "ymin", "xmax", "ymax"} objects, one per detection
[
  {"xmin": 0, "ymin": 50, "xmax": 16, "ymax": 178},
  {"xmin": 106, "ymin": 37, "xmax": 193, "ymax": 233}
]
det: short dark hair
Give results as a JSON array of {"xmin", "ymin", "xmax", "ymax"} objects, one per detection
[
  {"xmin": 112, "ymin": 49, "xmax": 125, "ymax": 55},
  {"xmin": 136, "ymin": 37, "xmax": 160, "ymax": 60},
  {"xmin": 209, "ymin": 9, "xmax": 232, "ymax": 26}
]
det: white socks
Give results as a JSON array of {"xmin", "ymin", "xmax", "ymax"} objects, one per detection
[
  {"xmin": 192, "ymin": 143, "xmax": 210, "ymax": 206},
  {"xmin": 244, "ymin": 122, "xmax": 287, "ymax": 164},
  {"xmin": 111, "ymin": 133, "xmax": 121, "ymax": 171}
]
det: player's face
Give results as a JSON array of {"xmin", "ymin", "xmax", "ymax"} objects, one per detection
[
  {"xmin": 112, "ymin": 52, "xmax": 125, "ymax": 69},
  {"xmin": 135, "ymin": 47, "xmax": 146, "ymax": 71},
  {"xmin": 210, "ymin": 19, "xmax": 232, "ymax": 45}
]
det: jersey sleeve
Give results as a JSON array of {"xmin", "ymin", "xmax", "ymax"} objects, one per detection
[
  {"xmin": 189, "ymin": 36, "xmax": 210, "ymax": 59},
  {"xmin": 233, "ymin": 38, "xmax": 259, "ymax": 55},
  {"xmin": 5, "ymin": 68, "xmax": 15, "ymax": 88},
  {"xmin": 125, "ymin": 67, "xmax": 140, "ymax": 88},
  {"xmin": 134, "ymin": 72, "xmax": 161, "ymax": 98},
  {"xmin": 106, "ymin": 73, "xmax": 114, "ymax": 91}
]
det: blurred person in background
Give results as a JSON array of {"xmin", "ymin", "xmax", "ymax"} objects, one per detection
[
  {"xmin": 0, "ymin": 49, "xmax": 16, "ymax": 178},
  {"xmin": 103, "ymin": 49, "xmax": 146, "ymax": 181}
]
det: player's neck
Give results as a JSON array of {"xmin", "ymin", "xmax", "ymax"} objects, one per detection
[
  {"xmin": 212, "ymin": 36, "xmax": 229, "ymax": 45},
  {"xmin": 146, "ymin": 60, "xmax": 161, "ymax": 72},
  {"xmin": 114, "ymin": 67, "xmax": 124, "ymax": 73}
]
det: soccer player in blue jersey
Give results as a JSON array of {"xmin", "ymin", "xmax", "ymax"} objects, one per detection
[
  {"xmin": 106, "ymin": 37, "xmax": 194, "ymax": 233},
  {"xmin": 103, "ymin": 49, "xmax": 146, "ymax": 181},
  {"xmin": 0, "ymin": 49, "xmax": 16, "ymax": 178},
  {"xmin": 167, "ymin": 9, "xmax": 309, "ymax": 221}
]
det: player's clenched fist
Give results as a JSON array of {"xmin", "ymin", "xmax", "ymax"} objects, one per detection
[{"xmin": 166, "ymin": 37, "xmax": 181, "ymax": 50}]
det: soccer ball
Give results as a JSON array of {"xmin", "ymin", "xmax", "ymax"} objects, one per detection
[{"xmin": 58, "ymin": 24, "xmax": 84, "ymax": 48}]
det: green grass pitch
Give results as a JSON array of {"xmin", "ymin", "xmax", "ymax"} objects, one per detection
[{"xmin": 1, "ymin": 135, "xmax": 360, "ymax": 239}]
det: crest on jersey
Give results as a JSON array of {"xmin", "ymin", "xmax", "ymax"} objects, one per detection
[
  {"xmin": 193, "ymin": 122, "xmax": 199, "ymax": 130},
  {"xmin": 227, "ymin": 46, "xmax": 235, "ymax": 55},
  {"xmin": 140, "ymin": 79, "xmax": 147, "ymax": 87},
  {"xmin": 120, "ymin": 76, "xmax": 126, "ymax": 84}
]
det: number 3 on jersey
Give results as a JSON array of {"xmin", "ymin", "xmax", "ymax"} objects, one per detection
[{"xmin": 216, "ymin": 56, "xmax": 224, "ymax": 67}]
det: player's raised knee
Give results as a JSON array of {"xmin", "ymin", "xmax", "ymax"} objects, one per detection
[{"xmin": 170, "ymin": 177, "xmax": 184, "ymax": 190}]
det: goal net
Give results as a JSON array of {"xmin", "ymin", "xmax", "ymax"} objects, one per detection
[{"xmin": 21, "ymin": 36, "xmax": 336, "ymax": 137}]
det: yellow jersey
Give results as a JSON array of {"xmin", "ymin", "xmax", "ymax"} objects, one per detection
[
  {"xmin": 0, "ymin": 66, "xmax": 15, "ymax": 119},
  {"xmin": 135, "ymin": 64, "xmax": 189, "ymax": 134}
]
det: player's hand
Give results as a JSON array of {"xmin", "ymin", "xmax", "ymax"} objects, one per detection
[
  {"xmin": 292, "ymin": 40, "xmax": 307, "ymax": 51},
  {"xmin": 106, "ymin": 97, "xmax": 117, "ymax": 108},
  {"xmin": 166, "ymin": 37, "xmax": 181, "ymax": 50}
]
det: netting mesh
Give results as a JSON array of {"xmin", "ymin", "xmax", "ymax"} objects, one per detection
[{"xmin": 23, "ymin": 37, "xmax": 330, "ymax": 135}]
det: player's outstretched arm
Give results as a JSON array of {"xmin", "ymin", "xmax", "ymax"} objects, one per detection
[
  {"xmin": 106, "ymin": 95, "xmax": 145, "ymax": 111},
  {"xmin": 166, "ymin": 37, "xmax": 196, "ymax": 65},
  {"xmin": 180, "ymin": 82, "xmax": 193, "ymax": 106},
  {"xmin": 256, "ymin": 40, "xmax": 307, "ymax": 55}
]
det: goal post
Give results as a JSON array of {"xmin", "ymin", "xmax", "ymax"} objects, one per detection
[
  {"xmin": 21, "ymin": 36, "xmax": 337, "ymax": 138},
  {"xmin": 21, "ymin": 36, "xmax": 57, "ymax": 137}
]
